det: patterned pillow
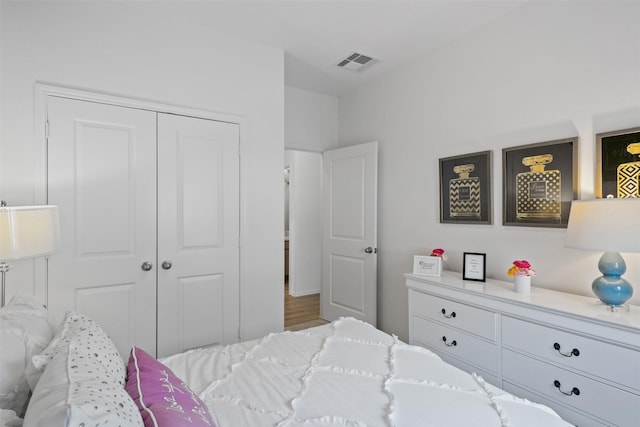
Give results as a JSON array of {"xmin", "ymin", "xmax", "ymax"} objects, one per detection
[
  {"xmin": 125, "ymin": 347, "xmax": 216, "ymax": 427},
  {"xmin": 27, "ymin": 311, "xmax": 125, "ymax": 390},
  {"xmin": 0, "ymin": 294, "xmax": 53, "ymax": 416},
  {"xmin": 23, "ymin": 339, "xmax": 143, "ymax": 427}
]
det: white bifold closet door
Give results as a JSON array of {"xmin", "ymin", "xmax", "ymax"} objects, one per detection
[{"xmin": 46, "ymin": 96, "xmax": 239, "ymax": 358}]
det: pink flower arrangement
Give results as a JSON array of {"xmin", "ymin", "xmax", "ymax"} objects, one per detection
[
  {"xmin": 430, "ymin": 248, "xmax": 445, "ymax": 258},
  {"xmin": 507, "ymin": 260, "xmax": 536, "ymax": 277}
]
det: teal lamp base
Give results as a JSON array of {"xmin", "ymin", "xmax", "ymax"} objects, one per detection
[{"xmin": 592, "ymin": 252, "xmax": 634, "ymax": 308}]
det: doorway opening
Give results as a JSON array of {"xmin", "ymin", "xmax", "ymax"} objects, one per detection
[{"xmin": 283, "ymin": 150, "xmax": 326, "ymax": 331}]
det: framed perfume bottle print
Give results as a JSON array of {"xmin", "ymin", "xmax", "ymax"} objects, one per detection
[
  {"xmin": 596, "ymin": 127, "xmax": 640, "ymax": 199},
  {"xmin": 503, "ymin": 137, "xmax": 578, "ymax": 228},
  {"xmin": 439, "ymin": 150, "xmax": 492, "ymax": 224}
]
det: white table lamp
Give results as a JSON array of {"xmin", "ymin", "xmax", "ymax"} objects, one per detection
[
  {"xmin": 0, "ymin": 202, "xmax": 60, "ymax": 306},
  {"xmin": 565, "ymin": 198, "xmax": 640, "ymax": 308}
]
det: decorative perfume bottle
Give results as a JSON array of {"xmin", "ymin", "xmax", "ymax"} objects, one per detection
[
  {"xmin": 617, "ymin": 143, "xmax": 640, "ymax": 198},
  {"xmin": 449, "ymin": 164, "xmax": 481, "ymax": 219},
  {"xmin": 516, "ymin": 154, "xmax": 561, "ymax": 220}
]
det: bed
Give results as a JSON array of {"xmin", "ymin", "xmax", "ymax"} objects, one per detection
[{"xmin": 1, "ymin": 295, "xmax": 572, "ymax": 427}]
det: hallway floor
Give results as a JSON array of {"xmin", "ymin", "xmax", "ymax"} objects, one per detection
[{"xmin": 284, "ymin": 281, "xmax": 328, "ymax": 331}]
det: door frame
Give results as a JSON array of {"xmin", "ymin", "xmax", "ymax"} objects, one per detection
[{"xmin": 33, "ymin": 83, "xmax": 246, "ymax": 310}]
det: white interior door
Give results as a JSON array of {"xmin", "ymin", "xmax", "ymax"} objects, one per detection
[
  {"xmin": 156, "ymin": 113, "xmax": 240, "ymax": 358},
  {"xmin": 321, "ymin": 142, "xmax": 378, "ymax": 325},
  {"xmin": 46, "ymin": 96, "xmax": 157, "ymax": 357}
]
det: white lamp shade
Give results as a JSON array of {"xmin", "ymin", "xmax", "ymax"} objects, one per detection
[
  {"xmin": 0, "ymin": 205, "xmax": 60, "ymax": 261},
  {"xmin": 565, "ymin": 198, "xmax": 640, "ymax": 253}
]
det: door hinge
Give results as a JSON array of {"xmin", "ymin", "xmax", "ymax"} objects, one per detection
[{"xmin": 45, "ymin": 120, "xmax": 50, "ymax": 140}]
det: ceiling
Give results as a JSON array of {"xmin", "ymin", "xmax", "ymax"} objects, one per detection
[{"xmin": 122, "ymin": 1, "xmax": 528, "ymax": 97}]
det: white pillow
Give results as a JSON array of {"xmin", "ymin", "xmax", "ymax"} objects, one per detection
[
  {"xmin": 26, "ymin": 311, "xmax": 125, "ymax": 391},
  {"xmin": 0, "ymin": 408, "xmax": 24, "ymax": 426},
  {"xmin": 23, "ymin": 339, "xmax": 143, "ymax": 427},
  {"xmin": 0, "ymin": 294, "xmax": 53, "ymax": 416}
]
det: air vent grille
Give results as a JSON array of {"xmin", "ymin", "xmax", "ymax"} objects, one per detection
[{"xmin": 337, "ymin": 52, "xmax": 377, "ymax": 72}]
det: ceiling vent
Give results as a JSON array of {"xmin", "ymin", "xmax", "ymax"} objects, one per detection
[{"xmin": 337, "ymin": 52, "xmax": 377, "ymax": 72}]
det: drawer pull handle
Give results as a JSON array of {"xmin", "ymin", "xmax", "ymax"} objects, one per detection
[
  {"xmin": 553, "ymin": 342, "xmax": 580, "ymax": 357},
  {"xmin": 442, "ymin": 336, "xmax": 457, "ymax": 347},
  {"xmin": 553, "ymin": 380, "xmax": 580, "ymax": 396},
  {"xmin": 441, "ymin": 308, "xmax": 456, "ymax": 318}
]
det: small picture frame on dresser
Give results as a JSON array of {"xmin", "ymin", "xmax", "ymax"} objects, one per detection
[
  {"xmin": 463, "ymin": 252, "xmax": 486, "ymax": 282},
  {"xmin": 412, "ymin": 255, "xmax": 442, "ymax": 277}
]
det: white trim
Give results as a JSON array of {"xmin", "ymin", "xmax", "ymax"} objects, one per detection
[
  {"xmin": 284, "ymin": 143, "xmax": 327, "ymax": 153},
  {"xmin": 33, "ymin": 83, "xmax": 246, "ymax": 332},
  {"xmin": 289, "ymin": 289, "xmax": 320, "ymax": 297}
]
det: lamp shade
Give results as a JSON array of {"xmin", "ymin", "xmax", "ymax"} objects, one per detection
[
  {"xmin": 565, "ymin": 198, "xmax": 640, "ymax": 253},
  {"xmin": 0, "ymin": 205, "xmax": 60, "ymax": 261}
]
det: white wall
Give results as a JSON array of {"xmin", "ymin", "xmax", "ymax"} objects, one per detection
[
  {"xmin": 285, "ymin": 86, "xmax": 339, "ymax": 152},
  {"xmin": 287, "ymin": 150, "xmax": 322, "ymax": 296},
  {"xmin": 339, "ymin": 1, "xmax": 640, "ymax": 341},
  {"xmin": 0, "ymin": 1, "xmax": 284, "ymax": 340}
]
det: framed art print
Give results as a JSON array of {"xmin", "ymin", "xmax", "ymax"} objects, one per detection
[
  {"xmin": 462, "ymin": 252, "xmax": 486, "ymax": 282},
  {"xmin": 439, "ymin": 150, "xmax": 492, "ymax": 224},
  {"xmin": 596, "ymin": 126, "xmax": 640, "ymax": 199},
  {"xmin": 412, "ymin": 255, "xmax": 442, "ymax": 277},
  {"xmin": 502, "ymin": 137, "xmax": 578, "ymax": 228}
]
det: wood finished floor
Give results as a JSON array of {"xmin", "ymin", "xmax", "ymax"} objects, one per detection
[{"xmin": 284, "ymin": 281, "xmax": 329, "ymax": 331}]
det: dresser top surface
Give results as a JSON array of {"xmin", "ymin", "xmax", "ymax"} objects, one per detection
[{"xmin": 405, "ymin": 270, "xmax": 640, "ymax": 332}]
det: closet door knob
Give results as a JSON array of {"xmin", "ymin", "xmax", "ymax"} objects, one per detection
[
  {"xmin": 162, "ymin": 261, "xmax": 172, "ymax": 270},
  {"xmin": 141, "ymin": 262, "xmax": 153, "ymax": 271}
]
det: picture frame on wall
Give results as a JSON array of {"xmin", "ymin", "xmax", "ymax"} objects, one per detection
[
  {"xmin": 596, "ymin": 126, "xmax": 640, "ymax": 199},
  {"xmin": 502, "ymin": 137, "xmax": 578, "ymax": 228},
  {"xmin": 412, "ymin": 255, "xmax": 442, "ymax": 277},
  {"xmin": 439, "ymin": 150, "xmax": 492, "ymax": 224},
  {"xmin": 462, "ymin": 252, "xmax": 486, "ymax": 282}
]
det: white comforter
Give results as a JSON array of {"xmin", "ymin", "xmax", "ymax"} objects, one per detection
[{"xmin": 162, "ymin": 318, "xmax": 571, "ymax": 427}]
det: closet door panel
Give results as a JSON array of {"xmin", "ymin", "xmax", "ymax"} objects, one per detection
[
  {"xmin": 46, "ymin": 96, "xmax": 157, "ymax": 357},
  {"xmin": 157, "ymin": 113, "xmax": 240, "ymax": 358},
  {"xmin": 179, "ymin": 275, "xmax": 224, "ymax": 350}
]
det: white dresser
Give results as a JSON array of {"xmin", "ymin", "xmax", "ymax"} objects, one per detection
[{"xmin": 406, "ymin": 271, "xmax": 640, "ymax": 427}]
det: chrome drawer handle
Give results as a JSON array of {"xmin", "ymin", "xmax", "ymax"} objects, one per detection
[
  {"xmin": 441, "ymin": 308, "xmax": 456, "ymax": 319},
  {"xmin": 553, "ymin": 380, "xmax": 580, "ymax": 396},
  {"xmin": 442, "ymin": 336, "xmax": 457, "ymax": 347},
  {"xmin": 553, "ymin": 342, "xmax": 580, "ymax": 357}
]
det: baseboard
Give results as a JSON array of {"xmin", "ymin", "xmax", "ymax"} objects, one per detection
[{"xmin": 289, "ymin": 289, "xmax": 320, "ymax": 297}]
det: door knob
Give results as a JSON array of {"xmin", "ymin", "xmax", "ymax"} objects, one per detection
[
  {"xmin": 141, "ymin": 262, "xmax": 153, "ymax": 271},
  {"xmin": 161, "ymin": 260, "xmax": 172, "ymax": 270},
  {"xmin": 364, "ymin": 247, "xmax": 374, "ymax": 254}
]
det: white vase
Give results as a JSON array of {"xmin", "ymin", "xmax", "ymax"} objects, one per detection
[{"xmin": 514, "ymin": 275, "xmax": 531, "ymax": 294}]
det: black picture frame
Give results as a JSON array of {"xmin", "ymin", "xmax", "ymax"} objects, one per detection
[
  {"xmin": 462, "ymin": 252, "xmax": 486, "ymax": 282},
  {"xmin": 502, "ymin": 137, "xmax": 578, "ymax": 228},
  {"xmin": 596, "ymin": 126, "xmax": 640, "ymax": 198},
  {"xmin": 439, "ymin": 150, "xmax": 492, "ymax": 224}
]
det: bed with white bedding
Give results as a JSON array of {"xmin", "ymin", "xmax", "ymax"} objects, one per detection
[
  {"xmin": 161, "ymin": 317, "xmax": 570, "ymax": 427},
  {"xmin": 1, "ymin": 296, "xmax": 572, "ymax": 427}
]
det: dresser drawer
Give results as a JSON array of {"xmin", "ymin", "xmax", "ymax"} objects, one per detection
[
  {"xmin": 502, "ymin": 316, "xmax": 640, "ymax": 391},
  {"xmin": 436, "ymin": 350, "xmax": 500, "ymax": 388},
  {"xmin": 410, "ymin": 290, "xmax": 497, "ymax": 341},
  {"xmin": 503, "ymin": 349, "xmax": 640, "ymax": 427},
  {"xmin": 503, "ymin": 383, "xmax": 609, "ymax": 427},
  {"xmin": 412, "ymin": 315, "xmax": 498, "ymax": 374}
]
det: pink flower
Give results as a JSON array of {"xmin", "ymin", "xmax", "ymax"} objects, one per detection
[
  {"xmin": 430, "ymin": 248, "xmax": 445, "ymax": 258},
  {"xmin": 513, "ymin": 260, "xmax": 531, "ymax": 269},
  {"xmin": 507, "ymin": 260, "xmax": 535, "ymax": 277}
]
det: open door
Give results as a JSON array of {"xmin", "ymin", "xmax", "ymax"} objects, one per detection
[{"xmin": 321, "ymin": 142, "xmax": 378, "ymax": 325}]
